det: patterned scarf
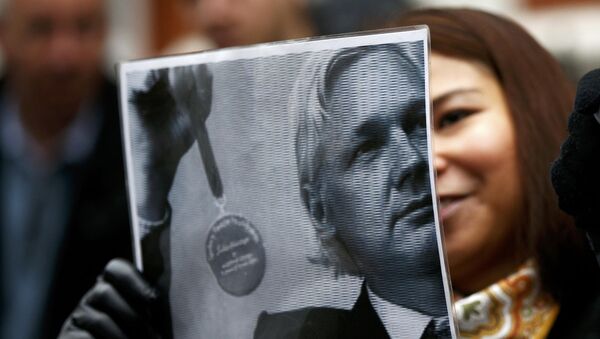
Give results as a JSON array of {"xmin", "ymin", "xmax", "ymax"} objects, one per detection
[{"xmin": 454, "ymin": 260, "xmax": 559, "ymax": 338}]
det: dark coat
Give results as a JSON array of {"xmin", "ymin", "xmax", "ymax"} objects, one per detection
[
  {"xmin": 547, "ymin": 241, "xmax": 600, "ymax": 339},
  {"xmin": 253, "ymin": 284, "xmax": 447, "ymax": 339},
  {"xmin": 0, "ymin": 78, "xmax": 133, "ymax": 338},
  {"xmin": 253, "ymin": 285, "xmax": 390, "ymax": 339}
]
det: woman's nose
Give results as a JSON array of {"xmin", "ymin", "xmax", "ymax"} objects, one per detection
[{"xmin": 433, "ymin": 134, "xmax": 449, "ymax": 175}]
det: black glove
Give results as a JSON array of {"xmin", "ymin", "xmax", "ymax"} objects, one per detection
[
  {"xmin": 551, "ymin": 68, "xmax": 600, "ymax": 257},
  {"xmin": 58, "ymin": 259, "xmax": 164, "ymax": 339},
  {"xmin": 551, "ymin": 69, "xmax": 600, "ymax": 228}
]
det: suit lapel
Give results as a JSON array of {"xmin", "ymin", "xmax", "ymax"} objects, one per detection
[{"xmin": 344, "ymin": 284, "xmax": 390, "ymax": 338}]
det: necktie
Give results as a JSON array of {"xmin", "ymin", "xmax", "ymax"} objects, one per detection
[{"xmin": 422, "ymin": 316, "xmax": 451, "ymax": 338}]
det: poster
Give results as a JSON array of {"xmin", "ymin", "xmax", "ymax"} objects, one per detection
[{"xmin": 119, "ymin": 27, "xmax": 455, "ymax": 339}]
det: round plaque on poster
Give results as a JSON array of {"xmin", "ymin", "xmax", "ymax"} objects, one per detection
[{"xmin": 206, "ymin": 214, "xmax": 266, "ymax": 296}]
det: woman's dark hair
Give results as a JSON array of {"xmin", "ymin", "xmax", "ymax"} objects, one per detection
[{"xmin": 389, "ymin": 8, "xmax": 594, "ymax": 299}]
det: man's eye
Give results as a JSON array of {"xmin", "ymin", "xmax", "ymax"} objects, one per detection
[
  {"xmin": 351, "ymin": 139, "xmax": 382, "ymax": 163},
  {"xmin": 77, "ymin": 19, "xmax": 95, "ymax": 36},
  {"xmin": 438, "ymin": 109, "xmax": 474, "ymax": 128},
  {"xmin": 28, "ymin": 19, "xmax": 53, "ymax": 38}
]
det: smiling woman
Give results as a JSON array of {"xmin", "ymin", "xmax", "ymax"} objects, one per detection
[
  {"xmin": 392, "ymin": 8, "xmax": 600, "ymax": 338},
  {"xmin": 431, "ymin": 54, "xmax": 523, "ymax": 296}
]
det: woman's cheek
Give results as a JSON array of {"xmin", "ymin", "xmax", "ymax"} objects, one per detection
[{"xmin": 459, "ymin": 113, "xmax": 516, "ymax": 171}]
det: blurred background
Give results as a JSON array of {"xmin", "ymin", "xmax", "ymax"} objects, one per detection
[
  {"xmin": 0, "ymin": 0, "xmax": 596, "ymax": 337},
  {"xmin": 0, "ymin": 0, "xmax": 595, "ymax": 80},
  {"xmin": 104, "ymin": 0, "xmax": 599, "ymax": 80}
]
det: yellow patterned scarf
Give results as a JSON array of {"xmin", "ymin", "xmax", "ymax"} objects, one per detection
[{"xmin": 454, "ymin": 260, "xmax": 559, "ymax": 338}]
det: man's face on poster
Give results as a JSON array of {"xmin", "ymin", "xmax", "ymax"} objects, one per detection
[{"xmin": 317, "ymin": 50, "xmax": 439, "ymax": 289}]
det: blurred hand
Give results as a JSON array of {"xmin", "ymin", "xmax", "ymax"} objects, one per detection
[
  {"xmin": 58, "ymin": 259, "xmax": 163, "ymax": 339},
  {"xmin": 169, "ymin": 64, "xmax": 214, "ymax": 127},
  {"xmin": 551, "ymin": 68, "xmax": 600, "ymax": 232},
  {"xmin": 132, "ymin": 65, "xmax": 214, "ymax": 220}
]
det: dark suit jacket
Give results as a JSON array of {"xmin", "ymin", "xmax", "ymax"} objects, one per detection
[
  {"xmin": 547, "ymin": 242, "xmax": 600, "ymax": 339},
  {"xmin": 254, "ymin": 285, "xmax": 390, "ymax": 339},
  {"xmin": 0, "ymin": 78, "xmax": 133, "ymax": 338}
]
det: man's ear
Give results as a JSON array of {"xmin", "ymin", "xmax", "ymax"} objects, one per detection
[{"xmin": 301, "ymin": 184, "xmax": 326, "ymax": 225}]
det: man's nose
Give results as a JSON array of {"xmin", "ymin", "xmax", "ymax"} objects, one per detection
[
  {"xmin": 46, "ymin": 29, "xmax": 80, "ymax": 73},
  {"xmin": 392, "ymin": 130, "xmax": 428, "ymax": 191}
]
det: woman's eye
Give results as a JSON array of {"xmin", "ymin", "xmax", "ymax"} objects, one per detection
[{"xmin": 438, "ymin": 109, "xmax": 474, "ymax": 128}]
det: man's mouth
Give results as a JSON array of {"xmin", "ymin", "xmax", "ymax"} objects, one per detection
[{"xmin": 393, "ymin": 197, "xmax": 433, "ymax": 227}]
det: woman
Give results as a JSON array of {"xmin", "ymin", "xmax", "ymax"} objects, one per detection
[
  {"xmin": 59, "ymin": 8, "xmax": 600, "ymax": 339},
  {"xmin": 391, "ymin": 8, "xmax": 600, "ymax": 338}
]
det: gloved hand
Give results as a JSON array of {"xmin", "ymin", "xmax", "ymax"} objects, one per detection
[
  {"xmin": 551, "ymin": 69, "xmax": 600, "ymax": 229},
  {"xmin": 58, "ymin": 259, "xmax": 164, "ymax": 339},
  {"xmin": 551, "ymin": 68, "xmax": 600, "ymax": 257},
  {"xmin": 132, "ymin": 65, "xmax": 214, "ymax": 221}
]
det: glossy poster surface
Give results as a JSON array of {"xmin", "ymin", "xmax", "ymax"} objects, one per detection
[{"xmin": 119, "ymin": 27, "xmax": 455, "ymax": 339}]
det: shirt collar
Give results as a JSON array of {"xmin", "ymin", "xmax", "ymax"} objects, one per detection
[
  {"xmin": 367, "ymin": 285, "xmax": 432, "ymax": 339},
  {"xmin": 454, "ymin": 259, "xmax": 559, "ymax": 338}
]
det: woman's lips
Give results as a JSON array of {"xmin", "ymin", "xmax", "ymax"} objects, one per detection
[{"xmin": 438, "ymin": 195, "xmax": 467, "ymax": 223}]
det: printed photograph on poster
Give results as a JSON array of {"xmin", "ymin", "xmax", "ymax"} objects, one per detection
[{"xmin": 118, "ymin": 27, "xmax": 456, "ymax": 339}]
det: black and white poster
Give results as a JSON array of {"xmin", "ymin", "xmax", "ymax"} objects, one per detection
[{"xmin": 119, "ymin": 27, "xmax": 456, "ymax": 339}]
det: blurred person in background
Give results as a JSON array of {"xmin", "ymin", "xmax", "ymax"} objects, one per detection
[
  {"xmin": 308, "ymin": 0, "xmax": 412, "ymax": 35},
  {"xmin": 189, "ymin": 0, "xmax": 316, "ymax": 48},
  {"xmin": 57, "ymin": 6, "xmax": 600, "ymax": 339},
  {"xmin": 165, "ymin": 0, "xmax": 413, "ymax": 54},
  {"xmin": 0, "ymin": 0, "xmax": 131, "ymax": 338},
  {"xmin": 159, "ymin": 0, "xmax": 215, "ymax": 55}
]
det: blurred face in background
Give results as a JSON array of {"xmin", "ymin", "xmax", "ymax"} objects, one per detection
[
  {"xmin": 431, "ymin": 53, "xmax": 524, "ymax": 295},
  {"xmin": 195, "ymin": 0, "xmax": 308, "ymax": 48},
  {"xmin": 0, "ymin": 0, "xmax": 106, "ymax": 113}
]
